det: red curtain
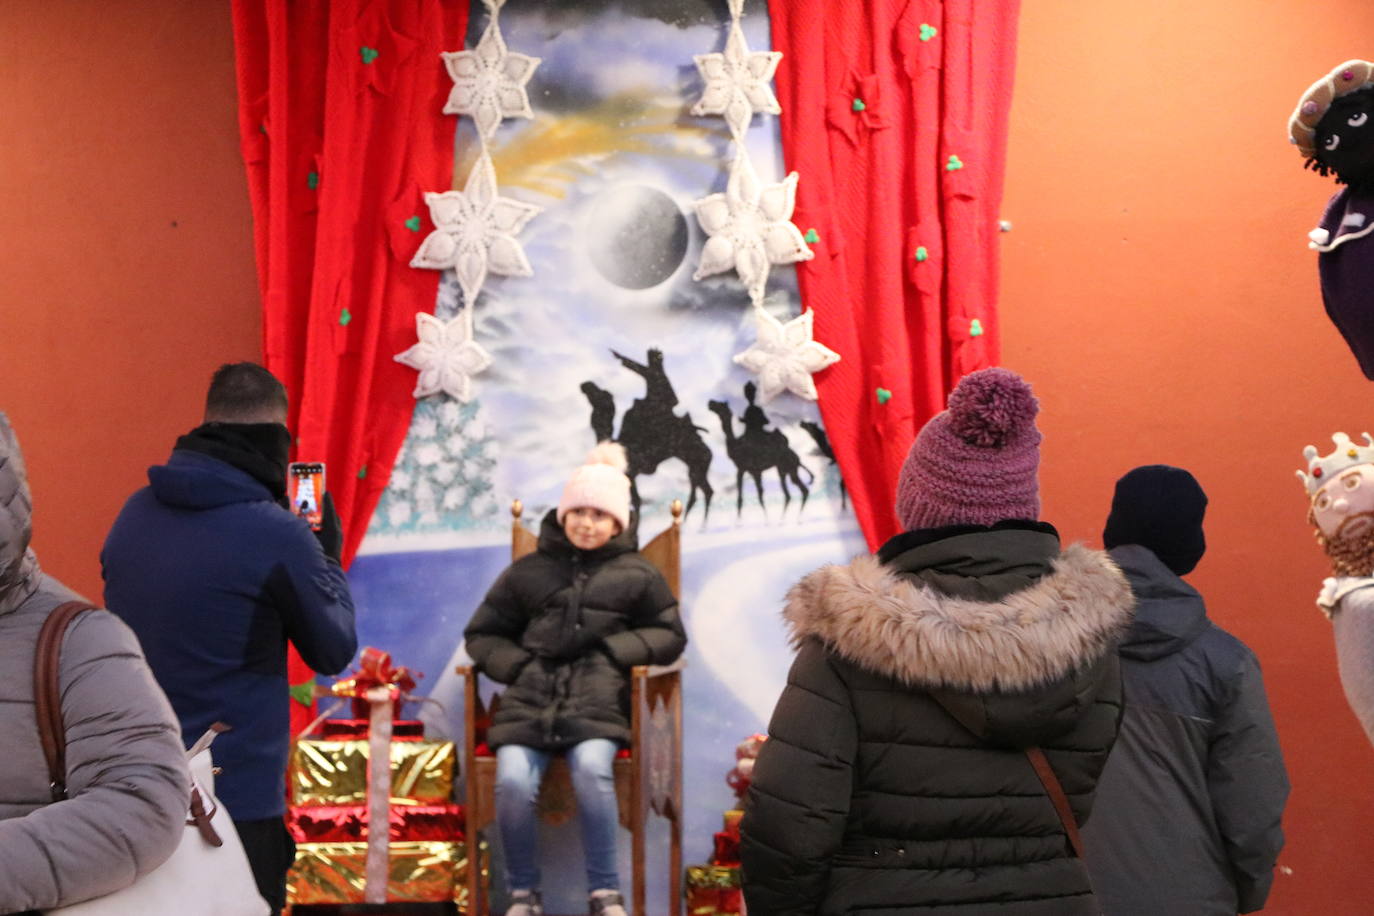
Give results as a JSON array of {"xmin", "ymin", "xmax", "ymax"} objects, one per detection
[
  {"xmin": 770, "ymin": 0, "xmax": 1020, "ymax": 548},
  {"xmin": 232, "ymin": 0, "xmax": 468, "ymax": 707}
]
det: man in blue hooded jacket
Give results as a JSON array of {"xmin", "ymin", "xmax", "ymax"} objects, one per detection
[{"xmin": 102, "ymin": 362, "xmax": 357, "ymax": 915}]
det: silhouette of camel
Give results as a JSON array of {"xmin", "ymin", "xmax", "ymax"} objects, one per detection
[
  {"xmin": 579, "ymin": 349, "xmax": 714, "ymax": 521},
  {"xmin": 708, "ymin": 383, "xmax": 813, "ymax": 516},
  {"xmin": 799, "ymin": 420, "xmax": 847, "ymax": 509}
]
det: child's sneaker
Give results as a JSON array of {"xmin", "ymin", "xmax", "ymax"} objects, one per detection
[
  {"xmin": 506, "ymin": 889, "xmax": 543, "ymax": 916},
  {"xmin": 589, "ymin": 889, "xmax": 626, "ymax": 916}
]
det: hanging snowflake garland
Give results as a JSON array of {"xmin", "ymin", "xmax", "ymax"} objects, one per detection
[
  {"xmin": 394, "ymin": 312, "xmax": 494, "ymax": 402},
  {"xmin": 441, "ymin": 0, "xmax": 540, "ymax": 140},
  {"xmin": 733, "ymin": 307, "xmax": 840, "ymax": 402},
  {"xmin": 690, "ymin": 16, "xmax": 782, "ymax": 140},
  {"xmin": 693, "ymin": 152, "xmax": 814, "ymax": 305},
  {"xmin": 410, "ymin": 151, "xmax": 541, "ymax": 305}
]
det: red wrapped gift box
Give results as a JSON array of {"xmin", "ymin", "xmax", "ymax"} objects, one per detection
[
  {"xmin": 320, "ymin": 717, "xmax": 425, "ymax": 740},
  {"xmin": 287, "ymin": 803, "xmax": 466, "ymax": 844}
]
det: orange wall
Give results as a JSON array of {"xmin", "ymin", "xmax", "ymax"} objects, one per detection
[
  {"xmin": 1003, "ymin": 1, "xmax": 1374, "ymax": 911},
  {"xmin": 4, "ymin": 1, "xmax": 1372, "ymax": 910},
  {"xmin": 0, "ymin": 3, "xmax": 260, "ymax": 600}
]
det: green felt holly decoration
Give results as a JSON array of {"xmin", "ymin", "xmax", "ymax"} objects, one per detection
[
  {"xmin": 360, "ymin": 46, "xmax": 379, "ymax": 64},
  {"xmin": 969, "ymin": 318, "xmax": 985, "ymax": 337},
  {"xmin": 920, "ymin": 24, "xmax": 938, "ymax": 41},
  {"xmin": 803, "ymin": 228, "xmax": 820, "ymax": 244},
  {"xmin": 914, "ymin": 246, "xmax": 929, "ymax": 262},
  {"xmin": 876, "ymin": 387, "xmax": 893, "ymax": 404},
  {"xmin": 307, "ymin": 171, "xmax": 320, "ymax": 190},
  {"xmin": 290, "ymin": 679, "xmax": 316, "ymax": 708},
  {"xmin": 339, "ymin": 308, "xmax": 352, "ymax": 327},
  {"xmin": 945, "ymin": 155, "xmax": 963, "ymax": 172},
  {"xmin": 852, "ymin": 98, "xmax": 867, "ymax": 112},
  {"xmin": 404, "ymin": 215, "xmax": 422, "ymax": 232}
]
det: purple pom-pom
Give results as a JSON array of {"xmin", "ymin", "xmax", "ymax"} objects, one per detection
[{"xmin": 946, "ymin": 368, "xmax": 1038, "ymax": 448}]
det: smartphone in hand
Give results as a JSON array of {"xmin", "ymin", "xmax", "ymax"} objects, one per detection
[{"xmin": 288, "ymin": 462, "xmax": 326, "ymax": 531}]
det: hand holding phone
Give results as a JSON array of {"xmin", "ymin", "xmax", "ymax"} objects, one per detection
[{"xmin": 288, "ymin": 462, "xmax": 326, "ymax": 531}]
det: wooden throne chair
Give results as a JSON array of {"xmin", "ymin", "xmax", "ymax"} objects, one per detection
[{"xmin": 457, "ymin": 499, "xmax": 685, "ymax": 916}]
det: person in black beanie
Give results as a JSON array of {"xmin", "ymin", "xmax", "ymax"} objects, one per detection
[{"xmin": 1083, "ymin": 465, "xmax": 1289, "ymax": 915}]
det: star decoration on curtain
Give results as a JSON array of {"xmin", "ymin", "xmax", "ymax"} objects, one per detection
[
  {"xmin": 733, "ymin": 307, "xmax": 840, "ymax": 402},
  {"xmin": 441, "ymin": 2, "xmax": 541, "ymax": 140},
  {"xmin": 410, "ymin": 151, "xmax": 541, "ymax": 304},
  {"xmin": 690, "ymin": 17, "xmax": 782, "ymax": 139},
  {"xmin": 694, "ymin": 153, "xmax": 813, "ymax": 305},
  {"xmin": 394, "ymin": 312, "xmax": 493, "ymax": 402}
]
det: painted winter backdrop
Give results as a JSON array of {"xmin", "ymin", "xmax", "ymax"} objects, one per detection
[{"xmin": 346, "ymin": 1, "xmax": 864, "ymax": 905}]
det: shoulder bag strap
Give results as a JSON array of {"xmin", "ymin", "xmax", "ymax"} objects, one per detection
[
  {"xmin": 33, "ymin": 601, "xmax": 100, "ymax": 801},
  {"xmin": 1024, "ymin": 746, "xmax": 1085, "ymax": 858}
]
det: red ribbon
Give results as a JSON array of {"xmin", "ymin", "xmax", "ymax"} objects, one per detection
[{"xmin": 331, "ymin": 646, "xmax": 419, "ymax": 700}]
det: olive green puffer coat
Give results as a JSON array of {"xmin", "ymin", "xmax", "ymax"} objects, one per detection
[{"xmin": 741, "ymin": 523, "xmax": 1133, "ymax": 916}]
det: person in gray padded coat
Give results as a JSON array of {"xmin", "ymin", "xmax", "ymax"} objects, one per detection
[
  {"xmin": 1083, "ymin": 466, "xmax": 1289, "ymax": 915},
  {"xmin": 0, "ymin": 412, "xmax": 190, "ymax": 913},
  {"xmin": 740, "ymin": 369, "xmax": 1134, "ymax": 916}
]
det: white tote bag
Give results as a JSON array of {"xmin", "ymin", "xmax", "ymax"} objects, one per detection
[
  {"xmin": 46, "ymin": 737, "xmax": 270, "ymax": 916},
  {"xmin": 35, "ymin": 603, "xmax": 269, "ymax": 916}
]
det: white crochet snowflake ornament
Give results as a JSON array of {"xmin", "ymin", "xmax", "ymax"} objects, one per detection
[
  {"xmin": 690, "ymin": 12, "xmax": 782, "ymax": 140},
  {"xmin": 410, "ymin": 151, "xmax": 541, "ymax": 305},
  {"xmin": 441, "ymin": 0, "xmax": 540, "ymax": 140},
  {"xmin": 694, "ymin": 153, "xmax": 814, "ymax": 305},
  {"xmin": 733, "ymin": 307, "xmax": 839, "ymax": 402},
  {"xmin": 394, "ymin": 312, "xmax": 494, "ymax": 402}
]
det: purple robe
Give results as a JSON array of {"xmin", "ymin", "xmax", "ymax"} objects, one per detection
[{"xmin": 1314, "ymin": 187, "xmax": 1374, "ymax": 379}]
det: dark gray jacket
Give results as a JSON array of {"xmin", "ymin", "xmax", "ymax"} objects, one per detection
[
  {"xmin": 1082, "ymin": 545, "xmax": 1289, "ymax": 915},
  {"xmin": 741, "ymin": 524, "xmax": 1135, "ymax": 915}
]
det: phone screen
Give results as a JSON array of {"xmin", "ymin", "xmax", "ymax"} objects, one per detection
[{"xmin": 288, "ymin": 462, "xmax": 326, "ymax": 531}]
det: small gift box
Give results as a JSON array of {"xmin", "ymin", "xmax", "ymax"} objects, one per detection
[
  {"xmin": 289, "ymin": 737, "xmax": 456, "ymax": 807},
  {"xmin": 287, "ymin": 840, "xmax": 475, "ymax": 906},
  {"xmin": 320, "ymin": 718, "xmax": 425, "ymax": 740},
  {"xmin": 286, "ymin": 802, "xmax": 465, "ymax": 844}
]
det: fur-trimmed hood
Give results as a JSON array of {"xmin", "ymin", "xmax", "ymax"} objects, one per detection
[{"xmin": 784, "ymin": 543, "xmax": 1133, "ymax": 694}]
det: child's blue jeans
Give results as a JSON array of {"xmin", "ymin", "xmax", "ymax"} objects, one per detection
[{"xmin": 494, "ymin": 739, "xmax": 620, "ymax": 893}]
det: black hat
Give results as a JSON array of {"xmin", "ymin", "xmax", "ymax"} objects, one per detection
[{"xmin": 1103, "ymin": 465, "xmax": 1207, "ymax": 576}]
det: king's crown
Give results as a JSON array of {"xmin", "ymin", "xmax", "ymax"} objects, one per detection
[{"xmin": 1297, "ymin": 432, "xmax": 1374, "ymax": 494}]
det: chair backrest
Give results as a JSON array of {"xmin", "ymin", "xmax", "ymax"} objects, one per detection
[{"xmin": 510, "ymin": 498, "xmax": 682, "ymax": 596}]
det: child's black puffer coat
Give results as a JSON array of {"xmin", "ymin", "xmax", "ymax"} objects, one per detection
[{"xmin": 464, "ymin": 509, "xmax": 685, "ymax": 750}]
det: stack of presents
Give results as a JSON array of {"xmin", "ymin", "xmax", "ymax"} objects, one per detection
[
  {"xmin": 284, "ymin": 649, "xmax": 479, "ymax": 911},
  {"xmin": 684, "ymin": 735, "xmax": 765, "ymax": 916}
]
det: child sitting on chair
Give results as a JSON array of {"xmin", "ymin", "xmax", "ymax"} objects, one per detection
[{"xmin": 464, "ymin": 443, "xmax": 687, "ymax": 916}]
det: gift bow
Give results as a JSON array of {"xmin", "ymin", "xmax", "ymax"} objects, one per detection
[{"xmin": 331, "ymin": 647, "xmax": 419, "ymax": 701}]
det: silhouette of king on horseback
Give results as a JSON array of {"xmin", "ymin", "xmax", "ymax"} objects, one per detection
[{"xmin": 579, "ymin": 348, "xmax": 713, "ymax": 521}]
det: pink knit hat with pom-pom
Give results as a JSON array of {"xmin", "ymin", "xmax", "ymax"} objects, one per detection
[
  {"xmin": 895, "ymin": 368, "xmax": 1042, "ymax": 530},
  {"xmin": 558, "ymin": 442, "xmax": 632, "ymax": 532}
]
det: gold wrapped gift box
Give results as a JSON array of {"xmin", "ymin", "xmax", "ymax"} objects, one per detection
[
  {"xmin": 287, "ymin": 840, "xmax": 475, "ymax": 906},
  {"xmin": 290, "ymin": 738, "xmax": 456, "ymax": 806}
]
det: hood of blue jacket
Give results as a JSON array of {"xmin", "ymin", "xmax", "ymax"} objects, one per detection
[{"xmin": 147, "ymin": 450, "xmax": 276, "ymax": 510}]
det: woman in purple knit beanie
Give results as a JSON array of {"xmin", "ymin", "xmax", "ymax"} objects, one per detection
[{"xmin": 741, "ymin": 367, "xmax": 1134, "ymax": 916}]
